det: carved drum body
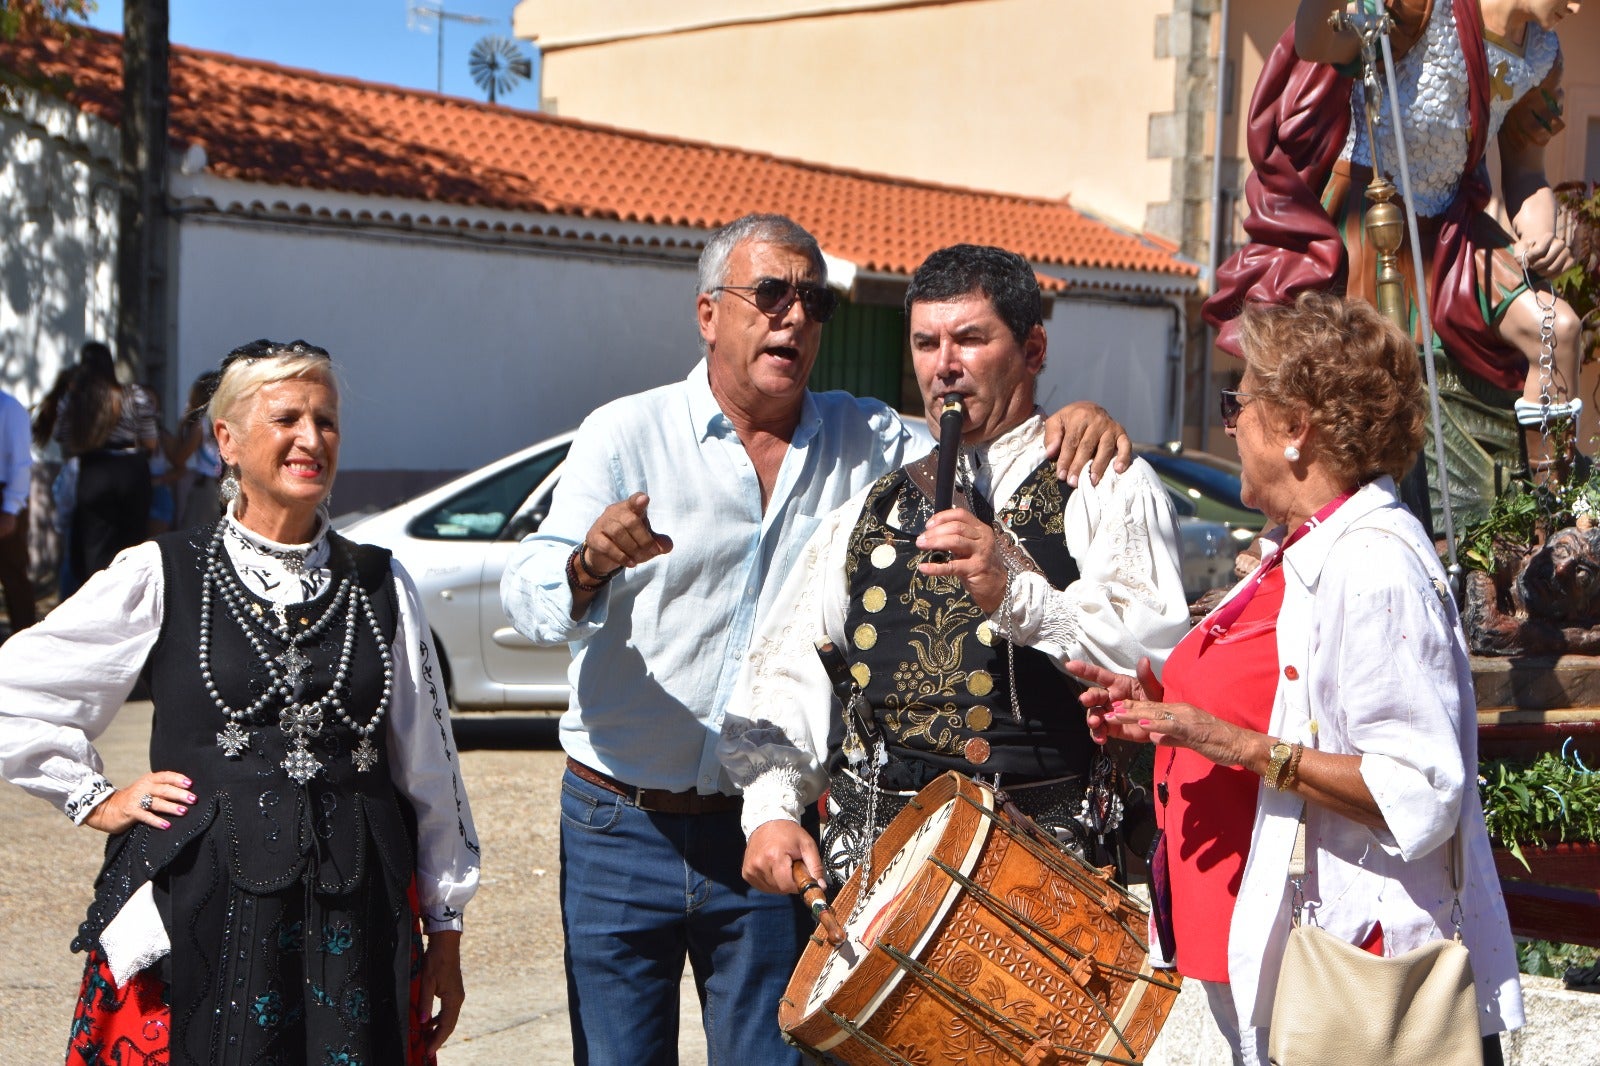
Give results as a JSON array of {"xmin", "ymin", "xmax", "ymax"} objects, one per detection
[{"xmin": 780, "ymin": 773, "xmax": 1181, "ymax": 1065}]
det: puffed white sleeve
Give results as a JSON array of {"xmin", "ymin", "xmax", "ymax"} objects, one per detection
[
  {"xmin": 994, "ymin": 459, "xmax": 1191, "ymax": 674},
  {"xmin": 0, "ymin": 542, "xmax": 164, "ymax": 822},
  {"xmin": 385, "ymin": 560, "xmax": 482, "ymax": 932},
  {"xmin": 719, "ymin": 494, "xmax": 861, "ymax": 839}
]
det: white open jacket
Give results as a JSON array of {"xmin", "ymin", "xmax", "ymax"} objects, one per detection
[{"xmin": 1212, "ymin": 477, "xmax": 1523, "ymax": 1036}]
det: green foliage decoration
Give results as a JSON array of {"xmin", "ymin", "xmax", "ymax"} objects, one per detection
[
  {"xmin": 1517, "ymin": 938, "xmax": 1600, "ymax": 980},
  {"xmin": 1553, "ymin": 182, "xmax": 1600, "ymax": 363},
  {"xmin": 1479, "ymin": 741, "xmax": 1600, "ymax": 870}
]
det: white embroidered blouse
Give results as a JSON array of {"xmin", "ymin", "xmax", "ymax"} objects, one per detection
[{"xmin": 718, "ymin": 413, "xmax": 1193, "ymax": 838}]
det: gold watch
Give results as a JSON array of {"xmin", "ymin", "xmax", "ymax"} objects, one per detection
[{"xmin": 1265, "ymin": 741, "xmax": 1294, "ymax": 790}]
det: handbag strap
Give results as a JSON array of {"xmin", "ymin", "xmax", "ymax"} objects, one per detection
[{"xmin": 1285, "ymin": 812, "xmax": 1465, "ymax": 938}]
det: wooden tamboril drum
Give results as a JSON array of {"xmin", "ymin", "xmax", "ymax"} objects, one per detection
[{"xmin": 779, "ymin": 772, "xmax": 1181, "ymax": 1065}]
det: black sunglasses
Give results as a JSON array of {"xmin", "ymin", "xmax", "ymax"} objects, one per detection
[
  {"xmin": 220, "ymin": 339, "xmax": 332, "ymax": 373},
  {"xmin": 1219, "ymin": 388, "xmax": 1256, "ymax": 430},
  {"xmin": 714, "ymin": 277, "xmax": 840, "ymax": 324}
]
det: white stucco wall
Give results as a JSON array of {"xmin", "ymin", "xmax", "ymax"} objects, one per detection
[
  {"xmin": 1039, "ymin": 297, "xmax": 1181, "ymax": 446},
  {"xmin": 167, "ymin": 212, "xmax": 702, "ymax": 506},
  {"xmin": 0, "ymin": 92, "xmax": 118, "ymax": 407}
]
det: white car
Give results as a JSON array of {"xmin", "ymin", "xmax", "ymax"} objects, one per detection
[
  {"xmin": 341, "ymin": 433, "xmax": 575, "ymax": 710},
  {"xmin": 343, "ymin": 428, "xmax": 1236, "ymax": 711}
]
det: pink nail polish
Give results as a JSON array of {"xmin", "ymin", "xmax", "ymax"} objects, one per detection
[
  {"xmin": 176, "ymin": 806, "xmax": 188, "ymax": 815},
  {"xmin": 186, "ymin": 794, "xmax": 196, "ymax": 803},
  {"xmin": 159, "ymin": 819, "xmax": 171, "ymax": 829},
  {"xmin": 181, "ymin": 777, "xmax": 192, "ymax": 787}
]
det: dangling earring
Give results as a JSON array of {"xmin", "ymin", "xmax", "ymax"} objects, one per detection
[
  {"xmin": 220, "ymin": 465, "xmax": 240, "ymax": 503},
  {"xmin": 1284, "ymin": 444, "xmax": 1301, "ymax": 463}
]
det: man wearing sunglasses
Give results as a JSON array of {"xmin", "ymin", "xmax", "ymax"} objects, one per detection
[
  {"xmin": 501, "ymin": 216, "xmax": 1132, "ymax": 1066},
  {"xmin": 719, "ymin": 243, "xmax": 1190, "ymax": 925}
]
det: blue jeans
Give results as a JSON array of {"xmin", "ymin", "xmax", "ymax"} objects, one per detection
[{"xmin": 559, "ymin": 768, "xmax": 810, "ymax": 1066}]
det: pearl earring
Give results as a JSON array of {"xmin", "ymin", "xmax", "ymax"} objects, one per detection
[{"xmin": 1284, "ymin": 444, "xmax": 1301, "ymax": 463}]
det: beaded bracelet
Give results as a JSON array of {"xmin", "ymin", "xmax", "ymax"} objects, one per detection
[
  {"xmin": 574, "ymin": 542, "xmax": 622, "ymax": 585},
  {"xmin": 567, "ymin": 546, "xmax": 607, "ymax": 592}
]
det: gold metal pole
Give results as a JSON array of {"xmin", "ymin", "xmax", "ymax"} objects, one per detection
[{"xmin": 1364, "ymin": 176, "xmax": 1407, "ymax": 328}]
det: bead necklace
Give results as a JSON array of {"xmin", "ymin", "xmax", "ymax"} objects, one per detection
[{"xmin": 199, "ymin": 522, "xmax": 394, "ymax": 784}]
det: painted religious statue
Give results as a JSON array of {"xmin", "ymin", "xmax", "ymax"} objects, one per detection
[{"xmin": 1206, "ymin": 0, "xmax": 1582, "ymax": 498}]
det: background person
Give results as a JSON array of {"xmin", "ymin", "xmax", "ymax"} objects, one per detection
[
  {"xmin": 1074, "ymin": 292, "xmax": 1523, "ymax": 1065},
  {"xmin": 0, "ymin": 339, "xmax": 480, "ymax": 1064},
  {"xmin": 172, "ymin": 369, "xmax": 225, "ymax": 528},
  {"xmin": 0, "ymin": 388, "xmax": 35, "ymax": 639},
  {"xmin": 28, "ymin": 364, "xmax": 78, "ymax": 595},
  {"xmin": 720, "ymin": 244, "xmax": 1190, "ymax": 894},
  {"xmin": 500, "ymin": 212, "xmax": 1131, "ymax": 1066},
  {"xmin": 52, "ymin": 342, "xmax": 158, "ymax": 581}
]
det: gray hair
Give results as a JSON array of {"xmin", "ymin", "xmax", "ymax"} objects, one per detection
[
  {"xmin": 696, "ymin": 213, "xmax": 826, "ymax": 295},
  {"xmin": 208, "ymin": 342, "xmax": 340, "ymax": 431}
]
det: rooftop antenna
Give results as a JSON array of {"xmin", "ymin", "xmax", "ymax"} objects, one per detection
[
  {"xmin": 407, "ymin": 2, "xmax": 495, "ymax": 94},
  {"xmin": 469, "ymin": 36, "xmax": 533, "ymax": 105}
]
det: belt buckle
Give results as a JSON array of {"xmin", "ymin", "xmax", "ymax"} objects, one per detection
[{"xmin": 631, "ymin": 785, "xmax": 658, "ymax": 812}]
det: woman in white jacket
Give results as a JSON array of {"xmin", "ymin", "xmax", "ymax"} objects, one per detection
[{"xmin": 1071, "ymin": 292, "xmax": 1522, "ymax": 1065}]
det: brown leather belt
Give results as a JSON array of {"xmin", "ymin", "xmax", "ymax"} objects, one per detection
[{"xmin": 565, "ymin": 757, "xmax": 741, "ymax": 815}]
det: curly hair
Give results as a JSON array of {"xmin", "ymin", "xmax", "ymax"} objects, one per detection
[{"xmin": 1235, "ymin": 292, "xmax": 1426, "ymax": 485}]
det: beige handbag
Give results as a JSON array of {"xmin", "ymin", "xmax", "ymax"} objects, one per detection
[{"xmin": 1267, "ymin": 820, "xmax": 1482, "ymax": 1066}]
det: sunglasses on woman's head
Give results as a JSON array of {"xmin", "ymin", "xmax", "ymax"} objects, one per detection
[
  {"xmin": 220, "ymin": 339, "xmax": 332, "ymax": 372},
  {"xmin": 713, "ymin": 277, "xmax": 840, "ymax": 324},
  {"xmin": 1219, "ymin": 388, "xmax": 1256, "ymax": 430}
]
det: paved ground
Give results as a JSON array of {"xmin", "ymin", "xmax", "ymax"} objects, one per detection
[
  {"xmin": 0, "ymin": 704, "xmax": 704, "ymax": 1064},
  {"xmin": 4, "ymin": 701, "xmax": 1591, "ymax": 1064}
]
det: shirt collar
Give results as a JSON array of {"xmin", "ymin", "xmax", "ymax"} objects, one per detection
[
  {"xmin": 975, "ymin": 409, "xmax": 1045, "ymax": 468},
  {"xmin": 224, "ymin": 500, "xmax": 331, "ymax": 557},
  {"xmin": 1275, "ymin": 476, "xmax": 1402, "ymax": 585},
  {"xmin": 684, "ymin": 358, "xmax": 819, "ymax": 447}
]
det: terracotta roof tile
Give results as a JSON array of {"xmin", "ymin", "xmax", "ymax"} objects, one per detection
[{"xmin": 4, "ymin": 30, "xmax": 1196, "ymax": 281}]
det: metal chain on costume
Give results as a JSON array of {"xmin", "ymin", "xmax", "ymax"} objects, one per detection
[
  {"xmin": 844, "ymin": 716, "xmax": 886, "ymax": 927},
  {"xmin": 1521, "ymin": 251, "xmax": 1561, "ymax": 443}
]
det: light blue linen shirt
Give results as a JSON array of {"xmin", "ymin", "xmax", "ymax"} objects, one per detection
[
  {"xmin": 501, "ymin": 360, "xmax": 915, "ymax": 794},
  {"xmin": 0, "ymin": 391, "xmax": 31, "ymax": 516}
]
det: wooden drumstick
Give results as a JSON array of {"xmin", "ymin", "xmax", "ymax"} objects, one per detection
[{"xmin": 791, "ymin": 859, "xmax": 846, "ymax": 946}]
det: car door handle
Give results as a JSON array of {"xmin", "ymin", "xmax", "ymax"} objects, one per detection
[{"xmin": 492, "ymin": 626, "xmax": 537, "ymax": 649}]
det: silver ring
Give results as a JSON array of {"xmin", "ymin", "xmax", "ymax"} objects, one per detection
[
  {"xmin": 138, "ymin": 793, "xmax": 154, "ymax": 811},
  {"xmin": 1160, "ymin": 711, "xmax": 1176, "ymax": 722}
]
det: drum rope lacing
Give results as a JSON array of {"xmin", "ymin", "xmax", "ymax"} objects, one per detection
[{"xmin": 804, "ymin": 790, "xmax": 1178, "ymax": 1065}]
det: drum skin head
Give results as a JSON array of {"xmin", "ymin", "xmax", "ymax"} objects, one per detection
[{"xmin": 779, "ymin": 772, "xmax": 1182, "ymax": 1065}]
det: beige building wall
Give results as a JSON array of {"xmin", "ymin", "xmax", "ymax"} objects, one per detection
[{"xmin": 514, "ymin": 0, "xmax": 1176, "ymax": 235}]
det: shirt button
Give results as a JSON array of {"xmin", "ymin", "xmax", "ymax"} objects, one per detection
[
  {"xmin": 1284, "ymin": 665, "xmax": 1299, "ymax": 680},
  {"xmin": 702, "ymin": 775, "xmax": 713, "ymax": 786},
  {"xmin": 733, "ymin": 650, "xmax": 742, "ymax": 660}
]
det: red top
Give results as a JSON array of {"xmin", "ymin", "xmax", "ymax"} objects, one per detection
[{"xmin": 1156, "ymin": 568, "xmax": 1284, "ymax": 981}]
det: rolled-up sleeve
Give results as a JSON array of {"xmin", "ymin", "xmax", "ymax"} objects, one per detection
[
  {"xmin": 500, "ymin": 415, "xmax": 620, "ymax": 645},
  {"xmin": 1328, "ymin": 532, "xmax": 1466, "ymax": 860},
  {"xmin": 387, "ymin": 561, "xmax": 481, "ymax": 931}
]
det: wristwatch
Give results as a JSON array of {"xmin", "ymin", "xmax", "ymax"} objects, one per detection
[{"xmin": 1265, "ymin": 741, "xmax": 1294, "ymax": 790}]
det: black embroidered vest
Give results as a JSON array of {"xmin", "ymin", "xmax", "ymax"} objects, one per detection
[
  {"xmin": 836, "ymin": 456, "xmax": 1095, "ymax": 788},
  {"xmin": 76, "ymin": 525, "xmax": 415, "ymax": 953}
]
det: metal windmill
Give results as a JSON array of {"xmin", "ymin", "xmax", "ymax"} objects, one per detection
[{"xmin": 468, "ymin": 35, "xmax": 532, "ymax": 105}]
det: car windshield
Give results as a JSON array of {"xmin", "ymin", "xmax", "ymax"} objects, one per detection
[
  {"xmin": 1140, "ymin": 451, "xmax": 1247, "ymax": 512},
  {"xmin": 407, "ymin": 444, "xmax": 570, "ymax": 541}
]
